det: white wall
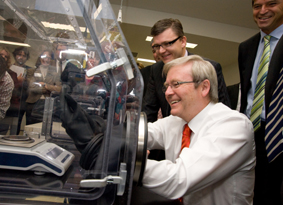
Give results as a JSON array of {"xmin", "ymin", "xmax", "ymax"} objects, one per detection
[
  {"xmin": 222, "ymin": 63, "xmax": 240, "ymax": 86},
  {"xmin": 111, "ymin": 5, "xmax": 258, "ymax": 44},
  {"xmin": 111, "ymin": 5, "xmax": 255, "ymax": 87}
]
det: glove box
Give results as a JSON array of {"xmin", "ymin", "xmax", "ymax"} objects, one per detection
[{"xmin": 0, "ymin": 0, "xmax": 147, "ymax": 204}]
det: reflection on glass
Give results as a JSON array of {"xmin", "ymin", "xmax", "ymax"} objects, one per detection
[{"xmin": 0, "ymin": 0, "xmax": 143, "ymax": 204}]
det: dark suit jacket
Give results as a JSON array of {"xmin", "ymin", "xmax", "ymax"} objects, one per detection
[
  {"xmin": 238, "ymin": 33, "xmax": 283, "ymax": 116},
  {"xmin": 142, "ymin": 52, "xmax": 231, "ymax": 122},
  {"xmin": 140, "ymin": 65, "xmax": 152, "ymax": 98},
  {"xmin": 227, "ymin": 83, "xmax": 240, "ymax": 110}
]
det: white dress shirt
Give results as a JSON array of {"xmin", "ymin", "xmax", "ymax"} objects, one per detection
[
  {"xmin": 143, "ymin": 102, "xmax": 255, "ymax": 205},
  {"xmin": 56, "ymin": 59, "xmax": 67, "ymax": 73}
]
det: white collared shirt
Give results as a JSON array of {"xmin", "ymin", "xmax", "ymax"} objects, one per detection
[
  {"xmin": 143, "ymin": 102, "xmax": 255, "ymax": 205},
  {"xmin": 56, "ymin": 60, "xmax": 67, "ymax": 73}
]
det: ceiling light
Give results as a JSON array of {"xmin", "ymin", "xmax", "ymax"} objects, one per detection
[
  {"xmin": 41, "ymin": 21, "xmax": 88, "ymax": 33},
  {"xmin": 186, "ymin": 42, "xmax": 198, "ymax": 49},
  {"xmin": 137, "ymin": 58, "xmax": 156, "ymax": 63},
  {"xmin": 146, "ymin": 36, "xmax": 153, "ymax": 42},
  {"xmin": 93, "ymin": 4, "xmax": 102, "ymax": 19},
  {"xmin": 145, "ymin": 36, "xmax": 198, "ymax": 49},
  {"xmin": 0, "ymin": 40, "xmax": 30, "ymax": 47},
  {"xmin": 59, "ymin": 49, "xmax": 87, "ymax": 59}
]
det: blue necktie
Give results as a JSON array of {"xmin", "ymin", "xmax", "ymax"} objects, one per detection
[{"xmin": 265, "ymin": 67, "xmax": 283, "ymax": 162}]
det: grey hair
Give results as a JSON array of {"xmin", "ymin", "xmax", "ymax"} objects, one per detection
[{"xmin": 163, "ymin": 55, "xmax": 218, "ymax": 103}]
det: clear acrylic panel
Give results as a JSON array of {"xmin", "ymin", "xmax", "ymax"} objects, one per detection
[{"xmin": 0, "ymin": 0, "xmax": 144, "ymax": 204}]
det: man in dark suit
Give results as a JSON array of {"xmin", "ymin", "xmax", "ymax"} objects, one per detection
[
  {"xmin": 142, "ymin": 18, "xmax": 230, "ymax": 123},
  {"xmin": 140, "ymin": 44, "xmax": 162, "ymax": 98},
  {"xmin": 238, "ymin": 0, "xmax": 283, "ymax": 204}
]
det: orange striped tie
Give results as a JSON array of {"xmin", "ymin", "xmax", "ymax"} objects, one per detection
[{"xmin": 181, "ymin": 124, "xmax": 191, "ymax": 150}]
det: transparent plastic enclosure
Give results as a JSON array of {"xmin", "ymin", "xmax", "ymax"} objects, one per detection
[{"xmin": 0, "ymin": 0, "xmax": 144, "ymax": 204}]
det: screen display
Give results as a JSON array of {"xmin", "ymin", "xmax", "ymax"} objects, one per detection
[{"xmin": 46, "ymin": 147, "xmax": 63, "ymax": 159}]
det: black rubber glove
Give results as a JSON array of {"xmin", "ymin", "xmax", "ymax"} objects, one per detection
[{"xmin": 60, "ymin": 93, "xmax": 105, "ymax": 153}]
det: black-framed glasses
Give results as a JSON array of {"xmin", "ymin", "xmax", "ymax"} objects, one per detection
[
  {"xmin": 152, "ymin": 36, "xmax": 182, "ymax": 52},
  {"xmin": 162, "ymin": 81, "xmax": 195, "ymax": 93}
]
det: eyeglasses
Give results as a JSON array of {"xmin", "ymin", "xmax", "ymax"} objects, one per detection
[
  {"xmin": 162, "ymin": 81, "xmax": 195, "ymax": 93},
  {"xmin": 152, "ymin": 36, "xmax": 182, "ymax": 52}
]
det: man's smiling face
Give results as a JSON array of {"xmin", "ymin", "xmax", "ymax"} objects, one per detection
[
  {"xmin": 253, "ymin": 0, "xmax": 283, "ymax": 34},
  {"xmin": 152, "ymin": 28, "xmax": 186, "ymax": 64},
  {"xmin": 164, "ymin": 62, "xmax": 203, "ymax": 122}
]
